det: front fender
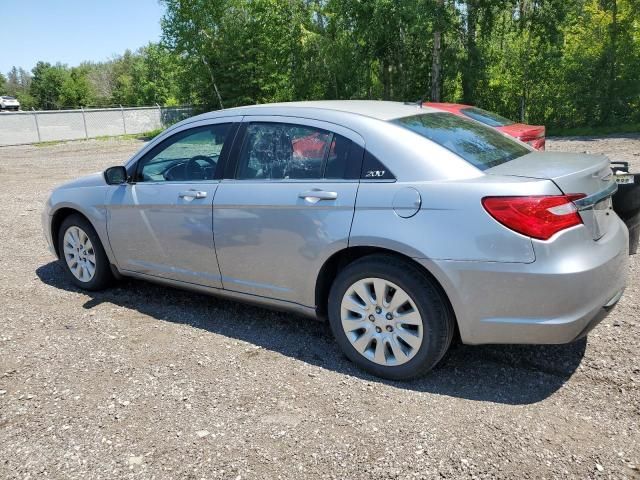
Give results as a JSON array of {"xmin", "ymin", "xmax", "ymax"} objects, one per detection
[{"xmin": 47, "ymin": 187, "xmax": 115, "ymax": 264}]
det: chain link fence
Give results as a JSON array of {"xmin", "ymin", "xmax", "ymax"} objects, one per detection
[{"xmin": 0, "ymin": 106, "xmax": 194, "ymax": 147}]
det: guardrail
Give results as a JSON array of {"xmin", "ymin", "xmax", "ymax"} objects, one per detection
[{"xmin": 0, "ymin": 105, "xmax": 194, "ymax": 146}]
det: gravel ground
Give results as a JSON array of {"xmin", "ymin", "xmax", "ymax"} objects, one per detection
[{"xmin": 0, "ymin": 135, "xmax": 638, "ymax": 479}]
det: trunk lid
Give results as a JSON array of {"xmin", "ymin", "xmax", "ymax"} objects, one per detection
[
  {"xmin": 498, "ymin": 123, "xmax": 545, "ymax": 141},
  {"xmin": 486, "ymin": 152, "xmax": 617, "ymax": 240}
]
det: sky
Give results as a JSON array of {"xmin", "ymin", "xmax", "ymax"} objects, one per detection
[{"xmin": 0, "ymin": 0, "xmax": 165, "ymax": 74}]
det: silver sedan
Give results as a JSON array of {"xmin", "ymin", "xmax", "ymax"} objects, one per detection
[{"xmin": 42, "ymin": 101, "xmax": 629, "ymax": 379}]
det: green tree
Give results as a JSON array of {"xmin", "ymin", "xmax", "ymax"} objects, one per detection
[
  {"xmin": 30, "ymin": 62, "xmax": 71, "ymax": 109},
  {"xmin": 4, "ymin": 66, "xmax": 36, "ymax": 109},
  {"xmin": 162, "ymin": 0, "xmax": 307, "ymax": 108},
  {"xmin": 559, "ymin": 0, "xmax": 640, "ymax": 126},
  {"xmin": 131, "ymin": 43, "xmax": 182, "ymax": 105},
  {"xmin": 3, "ymin": 0, "xmax": 638, "ymax": 127},
  {"xmin": 59, "ymin": 66, "xmax": 95, "ymax": 107}
]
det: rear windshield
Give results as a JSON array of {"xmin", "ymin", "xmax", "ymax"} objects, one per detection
[
  {"xmin": 1, "ymin": 96, "xmax": 16, "ymax": 100},
  {"xmin": 392, "ymin": 112, "xmax": 530, "ymax": 170},
  {"xmin": 460, "ymin": 106, "xmax": 514, "ymax": 127}
]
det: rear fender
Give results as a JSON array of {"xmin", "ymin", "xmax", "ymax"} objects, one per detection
[{"xmin": 351, "ymin": 178, "xmax": 561, "ymax": 263}]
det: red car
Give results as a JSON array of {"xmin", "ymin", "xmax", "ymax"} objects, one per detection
[{"xmin": 425, "ymin": 102, "xmax": 546, "ymax": 150}]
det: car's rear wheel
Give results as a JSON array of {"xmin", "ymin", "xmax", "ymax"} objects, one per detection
[
  {"xmin": 327, "ymin": 255, "xmax": 454, "ymax": 380},
  {"xmin": 58, "ymin": 214, "xmax": 113, "ymax": 291}
]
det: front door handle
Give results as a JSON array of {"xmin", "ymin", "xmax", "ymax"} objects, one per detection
[
  {"xmin": 179, "ymin": 189, "xmax": 207, "ymax": 199},
  {"xmin": 298, "ymin": 189, "xmax": 338, "ymax": 203}
]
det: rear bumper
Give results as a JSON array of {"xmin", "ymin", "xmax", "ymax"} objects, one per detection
[
  {"xmin": 571, "ymin": 288, "xmax": 624, "ymax": 341},
  {"xmin": 419, "ymin": 218, "xmax": 629, "ymax": 345}
]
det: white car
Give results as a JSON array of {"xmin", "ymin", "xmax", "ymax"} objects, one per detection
[{"xmin": 0, "ymin": 95, "xmax": 20, "ymax": 111}]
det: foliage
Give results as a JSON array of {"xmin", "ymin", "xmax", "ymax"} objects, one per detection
[
  {"xmin": 1, "ymin": 66, "xmax": 36, "ymax": 109},
  {"xmin": 157, "ymin": 0, "xmax": 640, "ymax": 128},
  {"xmin": 1, "ymin": 43, "xmax": 183, "ymax": 110},
  {"xmin": 2, "ymin": 0, "xmax": 639, "ymax": 129},
  {"xmin": 30, "ymin": 62, "xmax": 69, "ymax": 109},
  {"xmin": 547, "ymin": 123, "xmax": 640, "ymax": 137}
]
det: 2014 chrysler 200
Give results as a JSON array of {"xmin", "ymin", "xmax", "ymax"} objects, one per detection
[{"xmin": 42, "ymin": 101, "xmax": 629, "ymax": 380}]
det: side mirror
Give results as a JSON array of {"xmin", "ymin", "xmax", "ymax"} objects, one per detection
[{"xmin": 104, "ymin": 166, "xmax": 128, "ymax": 185}]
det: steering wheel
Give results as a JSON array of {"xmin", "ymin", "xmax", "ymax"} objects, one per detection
[{"xmin": 185, "ymin": 155, "xmax": 216, "ymax": 180}]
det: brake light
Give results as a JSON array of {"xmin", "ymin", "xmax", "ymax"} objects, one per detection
[{"xmin": 482, "ymin": 194, "xmax": 586, "ymax": 240}]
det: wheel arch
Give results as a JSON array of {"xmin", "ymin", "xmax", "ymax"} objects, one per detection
[
  {"xmin": 50, "ymin": 207, "xmax": 104, "ymax": 259},
  {"xmin": 315, "ymin": 246, "xmax": 460, "ymax": 340}
]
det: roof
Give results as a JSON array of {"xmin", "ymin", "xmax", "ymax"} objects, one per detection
[{"xmin": 215, "ymin": 100, "xmax": 441, "ymax": 121}]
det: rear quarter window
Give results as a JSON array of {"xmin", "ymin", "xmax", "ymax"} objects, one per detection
[{"xmin": 392, "ymin": 112, "xmax": 530, "ymax": 170}]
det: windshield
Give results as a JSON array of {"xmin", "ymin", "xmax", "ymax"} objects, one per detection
[
  {"xmin": 460, "ymin": 107, "xmax": 514, "ymax": 127},
  {"xmin": 393, "ymin": 112, "xmax": 530, "ymax": 170},
  {"xmin": 1, "ymin": 96, "xmax": 16, "ymax": 100}
]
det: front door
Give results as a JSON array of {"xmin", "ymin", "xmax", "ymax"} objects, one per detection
[
  {"xmin": 106, "ymin": 122, "xmax": 234, "ymax": 288},
  {"xmin": 213, "ymin": 118, "xmax": 363, "ymax": 306}
]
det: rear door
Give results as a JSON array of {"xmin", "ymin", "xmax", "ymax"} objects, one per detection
[
  {"xmin": 213, "ymin": 116, "xmax": 364, "ymax": 306},
  {"xmin": 106, "ymin": 119, "xmax": 240, "ymax": 287}
]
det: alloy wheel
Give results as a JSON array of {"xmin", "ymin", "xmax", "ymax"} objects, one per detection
[
  {"xmin": 63, "ymin": 226, "xmax": 96, "ymax": 283},
  {"xmin": 340, "ymin": 277, "xmax": 424, "ymax": 366}
]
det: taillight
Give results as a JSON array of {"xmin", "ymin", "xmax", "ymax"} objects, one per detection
[{"xmin": 482, "ymin": 194, "xmax": 586, "ymax": 240}]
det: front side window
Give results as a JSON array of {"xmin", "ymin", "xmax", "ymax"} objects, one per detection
[
  {"xmin": 137, "ymin": 124, "xmax": 230, "ymax": 182},
  {"xmin": 460, "ymin": 107, "xmax": 515, "ymax": 127},
  {"xmin": 236, "ymin": 123, "xmax": 350, "ymax": 180},
  {"xmin": 393, "ymin": 113, "xmax": 530, "ymax": 170}
]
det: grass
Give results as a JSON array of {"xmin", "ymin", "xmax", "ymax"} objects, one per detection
[
  {"xmin": 547, "ymin": 123, "xmax": 640, "ymax": 137},
  {"xmin": 34, "ymin": 140, "xmax": 66, "ymax": 148},
  {"xmin": 94, "ymin": 128, "xmax": 164, "ymax": 142},
  {"xmin": 34, "ymin": 128, "xmax": 164, "ymax": 147}
]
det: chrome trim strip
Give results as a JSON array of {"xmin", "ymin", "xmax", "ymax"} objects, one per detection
[{"xmin": 573, "ymin": 181, "xmax": 618, "ymax": 210}]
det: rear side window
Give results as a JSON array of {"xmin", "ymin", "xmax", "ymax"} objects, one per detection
[
  {"xmin": 393, "ymin": 112, "xmax": 530, "ymax": 170},
  {"xmin": 236, "ymin": 122, "xmax": 353, "ymax": 180},
  {"xmin": 460, "ymin": 107, "xmax": 515, "ymax": 127}
]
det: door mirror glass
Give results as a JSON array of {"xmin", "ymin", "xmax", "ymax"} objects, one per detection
[{"xmin": 104, "ymin": 166, "xmax": 128, "ymax": 185}]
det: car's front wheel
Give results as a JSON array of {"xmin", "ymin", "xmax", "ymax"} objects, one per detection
[
  {"xmin": 58, "ymin": 214, "xmax": 113, "ymax": 291},
  {"xmin": 328, "ymin": 255, "xmax": 454, "ymax": 380}
]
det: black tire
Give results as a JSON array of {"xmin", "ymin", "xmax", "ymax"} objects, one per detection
[
  {"xmin": 57, "ymin": 214, "xmax": 114, "ymax": 291},
  {"xmin": 327, "ymin": 254, "xmax": 455, "ymax": 380}
]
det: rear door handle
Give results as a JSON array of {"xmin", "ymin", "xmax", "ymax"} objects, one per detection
[
  {"xmin": 298, "ymin": 190, "xmax": 338, "ymax": 203},
  {"xmin": 179, "ymin": 189, "xmax": 207, "ymax": 199}
]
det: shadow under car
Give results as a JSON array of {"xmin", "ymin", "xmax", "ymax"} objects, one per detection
[{"xmin": 37, "ymin": 260, "xmax": 587, "ymax": 406}]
